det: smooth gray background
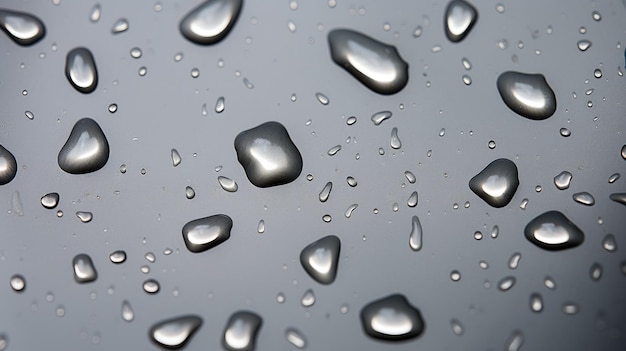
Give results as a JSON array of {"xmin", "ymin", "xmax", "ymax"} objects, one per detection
[{"xmin": 1, "ymin": 0, "xmax": 625, "ymax": 350}]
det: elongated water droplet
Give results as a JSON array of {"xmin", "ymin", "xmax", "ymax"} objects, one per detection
[
  {"xmin": 149, "ymin": 315, "xmax": 202, "ymax": 349},
  {"xmin": 530, "ymin": 293, "xmax": 543, "ymax": 312},
  {"xmin": 524, "ymin": 211, "xmax": 584, "ymax": 250},
  {"xmin": 325, "ymin": 145, "xmax": 342, "ymax": 157},
  {"xmin": 407, "ymin": 191, "xmax": 418, "ymax": 207},
  {"xmin": 563, "ymin": 302, "xmax": 578, "ymax": 315},
  {"xmin": 76, "ymin": 211, "xmax": 93, "ymax": 223},
  {"xmin": 318, "ymin": 182, "xmax": 332, "ymax": 202},
  {"xmin": 256, "ymin": 219, "xmax": 265, "ymax": 234},
  {"xmin": 179, "ymin": 0, "xmax": 243, "ymax": 45},
  {"xmin": 346, "ymin": 116, "xmax": 357, "ymax": 125},
  {"xmin": 171, "ymin": 149, "xmax": 182, "ymax": 167},
  {"xmin": 58, "ymin": 118, "xmax": 109, "ymax": 174},
  {"xmin": 346, "ymin": 176, "xmax": 357, "ymax": 187},
  {"xmin": 234, "ymin": 122, "xmax": 303, "ymax": 188},
  {"xmin": 360, "ymin": 294, "xmax": 425, "ymax": 341},
  {"xmin": 610, "ymin": 193, "xmax": 626, "ymax": 206},
  {"xmin": 508, "ymin": 252, "xmax": 521, "ymax": 269},
  {"xmin": 390, "ymin": 127, "xmax": 402, "ymax": 149},
  {"xmin": 544, "ymin": 276, "xmax": 557, "ymax": 289},
  {"xmin": 122, "ymin": 300, "xmax": 134, "ymax": 322},
  {"xmin": 553, "ymin": 171, "xmax": 572, "ymax": 190},
  {"xmin": 315, "ymin": 92, "xmax": 329, "ymax": 105},
  {"xmin": 25, "ymin": 110, "xmax": 34, "ymax": 120},
  {"xmin": 285, "ymin": 328, "xmax": 307, "ymax": 349},
  {"xmin": 371, "ymin": 110, "xmax": 392, "ymax": 125},
  {"xmin": 222, "ymin": 311, "xmax": 262, "ymax": 351},
  {"xmin": 109, "ymin": 250, "xmax": 126, "ymax": 264},
  {"xmin": 143, "ymin": 279, "xmax": 160, "ymax": 294},
  {"xmin": 589, "ymin": 262, "xmax": 603, "ymax": 281},
  {"xmin": 444, "ymin": 0, "xmax": 478, "ymax": 43},
  {"xmin": 215, "ymin": 96, "xmax": 225, "ymax": 113},
  {"xmin": 573, "ymin": 192, "xmax": 595, "ymax": 206},
  {"xmin": 328, "ymin": 29, "xmax": 409, "ymax": 95},
  {"xmin": 450, "ymin": 319, "xmax": 464, "ymax": 335},
  {"xmin": 40, "ymin": 192, "xmax": 59, "ymax": 209},
  {"xmin": 498, "ymin": 276, "xmax": 516, "ymax": 291},
  {"xmin": 505, "ymin": 330, "xmax": 524, "ymax": 351},
  {"xmin": 0, "ymin": 9, "xmax": 46, "ymax": 46},
  {"xmin": 404, "ymin": 171, "xmax": 416, "ymax": 184},
  {"xmin": 602, "ymin": 233, "xmax": 617, "ymax": 252},
  {"xmin": 497, "ymin": 71, "xmax": 557, "ymax": 120},
  {"xmin": 301, "ymin": 289, "xmax": 315, "ymax": 307},
  {"xmin": 89, "ymin": 4, "xmax": 101, "ymax": 23},
  {"xmin": 111, "ymin": 18, "xmax": 129, "ymax": 34},
  {"xmin": 577, "ymin": 39, "xmax": 592, "ymax": 52},
  {"xmin": 65, "ymin": 47, "xmax": 98, "ymax": 93},
  {"xmin": 218, "ymin": 176, "xmax": 238, "ymax": 192},
  {"xmin": 10, "ymin": 274, "xmax": 26, "ymax": 292},
  {"xmin": 182, "ymin": 214, "xmax": 232, "ymax": 253},
  {"xmin": 72, "ymin": 253, "xmax": 97, "ymax": 283},
  {"xmin": 345, "ymin": 203, "xmax": 358, "ymax": 218},
  {"xmin": 300, "ymin": 235, "xmax": 340, "ymax": 285},
  {"xmin": 609, "ymin": 173, "xmax": 621, "ymax": 183},
  {"xmin": 409, "ymin": 215, "xmax": 423, "ymax": 251},
  {"xmin": 469, "ymin": 158, "xmax": 519, "ymax": 208},
  {"xmin": 0, "ymin": 145, "xmax": 18, "ymax": 185}
]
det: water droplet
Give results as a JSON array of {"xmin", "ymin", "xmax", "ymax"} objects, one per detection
[
  {"xmin": 462, "ymin": 57, "xmax": 472, "ymax": 70},
  {"xmin": 315, "ymin": 92, "xmax": 329, "ymax": 105},
  {"xmin": 222, "ymin": 311, "xmax": 262, "ymax": 351},
  {"xmin": 40, "ymin": 192, "xmax": 59, "ymax": 209},
  {"xmin": 107, "ymin": 103, "xmax": 118, "ymax": 114},
  {"xmin": 0, "ymin": 9, "xmax": 46, "ymax": 46},
  {"xmin": 76, "ymin": 211, "xmax": 93, "ymax": 223},
  {"xmin": 577, "ymin": 39, "xmax": 592, "ymax": 52},
  {"xmin": 145, "ymin": 252, "xmax": 156, "ymax": 263},
  {"xmin": 473, "ymin": 231, "xmax": 483, "ymax": 240},
  {"xmin": 609, "ymin": 193, "xmax": 626, "ymax": 206},
  {"xmin": 215, "ymin": 96, "xmax": 225, "ymax": 113},
  {"xmin": 479, "ymin": 261, "xmax": 489, "ymax": 269},
  {"xmin": 404, "ymin": 171, "xmax": 416, "ymax": 184},
  {"xmin": 130, "ymin": 47, "xmax": 142, "ymax": 59},
  {"xmin": 608, "ymin": 173, "xmax": 620, "ymax": 183},
  {"xmin": 179, "ymin": 0, "xmax": 243, "ymax": 45},
  {"xmin": 505, "ymin": 330, "xmax": 524, "ymax": 351},
  {"xmin": 111, "ymin": 18, "xmax": 129, "ymax": 34},
  {"xmin": 360, "ymin": 294, "xmax": 425, "ymax": 341},
  {"xmin": 327, "ymin": 145, "xmax": 342, "ymax": 156},
  {"xmin": 371, "ymin": 110, "xmax": 392, "ymax": 125},
  {"xmin": 301, "ymin": 289, "xmax": 315, "ymax": 307},
  {"xmin": 450, "ymin": 270, "xmax": 461, "ymax": 281},
  {"xmin": 56, "ymin": 305, "xmax": 65, "ymax": 317},
  {"xmin": 344, "ymin": 203, "xmax": 358, "ymax": 218},
  {"xmin": 409, "ymin": 215, "xmax": 423, "ymax": 251},
  {"xmin": 109, "ymin": 250, "xmax": 126, "ymax": 264},
  {"xmin": 9, "ymin": 274, "xmax": 26, "ymax": 292},
  {"xmin": 412, "ymin": 25, "xmax": 423, "ymax": 38},
  {"xmin": 0, "ymin": 334, "xmax": 7, "ymax": 351},
  {"xmin": 57, "ymin": 118, "xmax": 110, "ymax": 174},
  {"xmin": 347, "ymin": 176, "xmax": 357, "ymax": 187},
  {"xmin": 573, "ymin": 192, "xmax": 595, "ymax": 206},
  {"xmin": 276, "ymin": 292, "xmax": 286, "ymax": 303},
  {"xmin": 407, "ymin": 191, "xmax": 418, "ymax": 208},
  {"xmin": 497, "ymin": 71, "xmax": 557, "ymax": 120},
  {"xmin": 218, "ymin": 176, "xmax": 238, "ymax": 192},
  {"xmin": 138, "ymin": 66, "xmax": 147, "ymax": 76},
  {"xmin": 300, "ymin": 235, "xmax": 340, "ymax": 284},
  {"xmin": 318, "ymin": 182, "xmax": 333, "ymax": 202},
  {"xmin": 528, "ymin": 293, "xmax": 543, "ymax": 312},
  {"xmin": 0, "ymin": 145, "xmax": 17, "ymax": 186},
  {"xmin": 234, "ymin": 122, "xmax": 303, "ymax": 188},
  {"xmin": 328, "ymin": 29, "xmax": 409, "ymax": 95},
  {"xmin": 592, "ymin": 10, "xmax": 601, "ymax": 21},
  {"xmin": 143, "ymin": 279, "xmax": 160, "ymax": 294},
  {"xmin": 450, "ymin": 319, "xmax": 464, "ymax": 335},
  {"xmin": 563, "ymin": 302, "xmax": 579, "ymax": 315},
  {"xmin": 508, "ymin": 252, "xmax": 521, "ymax": 269},
  {"xmin": 182, "ymin": 214, "xmax": 233, "ymax": 253},
  {"xmin": 89, "ymin": 4, "xmax": 101, "ymax": 23},
  {"xmin": 149, "ymin": 315, "xmax": 202, "ymax": 349},
  {"xmin": 121, "ymin": 300, "xmax": 134, "ymax": 322},
  {"xmin": 285, "ymin": 328, "xmax": 307, "ymax": 349},
  {"xmin": 140, "ymin": 265, "xmax": 150, "ymax": 274},
  {"xmin": 498, "ymin": 276, "xmax": 516, "ymax": 291},
  {"xmin": 390, "ymin": 127, "xmax": 402, "ymax": 149},
  {"xmin": 589, "ymin": 262, "xmax": 603, "ymax": 281},
  {"xmin": 170, "ymin": 149, "xmax": 182, "ymax": 167},
  {"xmin": 594, "ymin": 68, "xmax": 602, "ymax": 78},
  {"xmin": 242, "ymin": 77, "xmax": 254, "ymax": 89},
  {"xmin": 469, "ymin": 158, "xmax": 519, "ymax": 208},
  {"xmin": 559, "ymin": 127, "xmax": 571, "ymax": 137},
  {"xmin": 602, "ymin": 233, "xmax": 617, "ymax": 252},
  {"xmin": 25, "ymin": 110, "xmax": 34, "ymax": 120},
  {"xmin": 553, "ymin": 171, "xmax": 572, "ymax": 190},
  {"xmin": 524, "ymin": 211, "xmax": 584, "ymax": 250},
  {"xmin": 544, "ymin": 276, "xmax": 557, "ymax": 289},
  {"xmin": 346, "ymin": 116, "xmax": 357, "ymax": 125},
  {"xmin": 72, "ymin": 253, "xmax": 98, "ymax": 283},
  {"xmin": 444, "ymin": 0, "xmax": 478, "ymax": 43},
  {"xmin": 65, "ymin": 47, "xmax": 98, "ymax": 94}
]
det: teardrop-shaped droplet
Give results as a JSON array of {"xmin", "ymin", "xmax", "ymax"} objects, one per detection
[
  {"xmin": 0, "ymin": 9, "xmax": 46, "ymax": 46},
  {"xmin": 577, "ymin": 39, "xmax": 592, "ymax": 52},
  {"xmin": 450, "ymin": 319, "xmax": 464, "ymax": 335},
  {"xmin": 498, "ymin": 276, "xmax": 516, "ymax": 291},
  {"xmin": 328, "ymin": 29, "xmax": 409, "ymax": 95},
  {"xmin": 444, "ymin": 0, "xmax": 478, "ymax": 43},
  {"xmin": 0, "ymin": 145, "xmax": 18, "ymax": 185},
  {"xmin": 327, "ymin": 145, "xmax": 341, "ymax": 156},
  {"xmin": 300, "ymin": 235, "xmax": 341, "ymax": 285},
  {"xmin": 121, "ymin": 300, "xmax": 134, "ymax": 322},
  {"xmin": 315, "ymin": 92, "xmax": 329, "ymax": 105},
  {"xmin": 109, "ymin": 250, "xmax": 126, "ymax": 264},
  {"xmin": 301, "ymin": 289, "xmax": 315, "ymax": 307},
  {"xmin": 345, "ymin": 203, "xmax": 358, "ymax": 218},
  {"xmin": 524, "ymin": 211, "xmax": 584, "ymax": 250},
  {"xmin": 497, "ymin": 71, "xmax": 557, "ymax": 120},
  {"xmin": 111, "ymin": 18, "xmax": 129, "ymax": 34},
  {"xmin": 58, "ymin": 118, "xmax": 109, "ymax": 174},
  {"xmin": 505, "ymin": 330, "xmax": 524, "ymax": 351},
  {"xmin": 346, "ymin": 176, "xmax": 357, "ymax": 187},
  {"xmin": 218, "ymin": 176, "xmax": 238, "ymax": 192},
  {"xmin": 234, "ymin": 121, "xmax": 303, "ymax": 188},
  {"xmin": 371, "ymin": 110, "xmax": 392, "ymax": 125},
  {"xmin": 609, "ymin": 193, "xmax": 626, "ymax": 206},
  {"xmin": 602, "ymin": 233, "xmax": 617, "ymax": 252},
  {"xmin": 179, "ymin": 0, "xmax": 243, "ymax": 45},
  {"xmin": 40, "ymin": 192, "xmax": 59, "ymax": 209},
  {"xmin": 469, "ymin": 158, "xmax": 519, "ymax": 208},
  {"xmin": 608, "ymin": 173, "xmax": 620, "ymax": 183},
  {"xmin": 215, "ymin": 96, "xmax": 226, "ymax": 113},
  {"xmin": 404, "ymin": 171, "xmax": 416, "ymax": 184},
  {"xmin": 360, "ymin": 294, "xmax": 425, "ymax": 341},
  {"xmin": 182, "ymin": 214, "xmax": 232, "ymax": 253},
  {"xmin": 72, "ymin": 253, "xmax": 98, "ymax": 283},
  {"xmin": 409, "ymin": 215, "xmax": 423, "ymax": 251},
  {"xmin": 65, "ymin": 47, "xmax": 98, "ymax": 94},
  {"xmin": 76, "ymin": 211, "xmax": 93, "ymax": 223},
  {"xmin": 285, "ymin": 328, "xmax": 307, "ymax": 349},
  {"xmin": 573, "ymin": 192, "xmax": 595, "ymax": 206},
  {"xmin": 553, "ymin": 171, "xmax": 572, "ymax": 190},
  {"xmin": 530, "ymin": 293, "xmax": 543, "ymax": 312},
  {"xmin": 171, "ymin": 149, "xmax": 182, "ymax": 167},
  {"xmin": 407, "ymin": 191, "xmax": 418, "ymax": 208},
  {"xmin": 390, "ymin": 127, "xmax": 402, "ymax": 149},
  {"xmin": 9, "ymin": 274, "xmax": 26, "ymax": 292},
  {"xmin": 222, "ymin": 311, "xmax": 262, "ymax": 351},
  {"xmin": 508, "ymin": 252, "xmax": 521, "ymax": 269},
  {"xmin": 318, "ymin": 181, "xmax": 332, "ymax": 202},
  {"xmin": 149, "ymin": 315, "xmax": 203, "ymax": 349},
  {"xmin": 185, "ymin": 186, "xmax": 196, "ymax": 199},
  {"xmin": 89, "ymin": 4, "xmax": 101, "ymax": 23}
]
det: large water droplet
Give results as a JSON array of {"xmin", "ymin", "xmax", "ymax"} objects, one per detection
[
  {"xmin": 222, "ymin": 311, "xmax": 262, "ymax": 351},
  {"xmin": 58, "ymin": 118, "xmax": 109, "ymax": 174},
  {"xmin": 9, "ymin": 274, "xmax": 26, "ymax": 292},
  {"xmin": 524, "ymin": 211, "xmax": 584, "ymax": 250},
  {"xmin": 609, "ymin": 193, "xmax": 626, "ymax": 206},
  {"xmin": 72, "ymin": 253, "xmax": 98, "ymax": 283},
  {"xmin": 0, "ymin": 9, "xmax": 46, "ymax": 46},
  {"xmin": 409, "ymin": 215, "xmax": 423, "ymax": 251},
  {"xmin": 573, "ymin": 192, "xmax": 595, "ymax": 206},
  {"xmin": 40, "ymin": 192, "xmax": 59, "ymax": 209},
  {"xmin": 469, "ymin": 158, "xmax": 519, "ymax": 208},
  {"xmin": 497, "ymin": 71, "xmax": 557, "ymax": 120},
  {"xmin": 234, "ymin": 122, "xmax": 303, "ymax": 188},
  {"xmin": 444, "ymin": 0, "xmax": 478, "ymax": 43},
  {"xmin": 318, "ymin": 181, "xmax": 332, "ymax": 202},
  {"xmin": 0, "ymin": 145, "xmax": 18, "ymax": 185},
  {"xmin": 218, "ymin": 176, "xmax": 239, "ymax": 192},
  {"xmin": 285, "ymin": 328, "xmax": 307, "ymax": 349},
  {"xmin": 179, "ymin": 0, "xmax": 243, "ymax": 45},
  {"xmin": 121, "ymin": 300, "xmax": 134, "ymax": 322},
  {"xmin": 553, "ymin": 171, "xmax": 572, "ymax": 190},
  {"xmin": 182, "ymin": 214, "xmax": 233, "ymax": 253},
  {"xmin": 300, "ymin": 235, "xmax": 340, "ymax": 284},
  {"xmin": 360, "ymin": 294, "xmax": 425, "ymax": 341},
  {"xmin": 149, "ymin": 315, "xmax": 202, "ymax": 349},
  {"xmin": 328, "ymin": 29, "xmax": 409, "ymax": 95},
  {"xmin": 65, "ymin": 47, "xmax": 98, "ymax": 94}
]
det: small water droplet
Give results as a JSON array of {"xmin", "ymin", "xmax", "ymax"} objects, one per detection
[
  {"xmin": 594, "ymin": 68, "xmax": 602, "ymax": 78},
  {"xmin": 496, "ymin": 3, "xmax": 505, "ymax": 13},
  {"xmin": 450, "ymin": 270, "xmax": 461, "ymax": 281},
  {"xmin": 111, "ymin": 18, "xmax": 129, "ymax": 34},
  {"xmin": 180, "ymin": 0, "xmax": 243, "ymax": 45},
  {"xmin": 404, "ymin": 171, "xmax": 416, "ymax": 184},
  {"xmin": 525, "ymin": 211, "xmax": 584, "ymax": 250},
  {"xmin": 121, "ymin": 300, "xmax": 134, "ymax": 322},
  {"xmin": 119, "ymin": 164, "xmax": 127, "ymax": 173},
  {"xmin": 149, "ymin": 315, "xmax": 202, "ymax": 349},
  {"xmin": 9, "ymin": 274, "xmax": 26, "ymax": 292},
  {"xmin": 589, "ymin": 262, "xmax": 603, "ymax": 281},
  {"xmin": 563, "ymin": 302, "xmax": 579, "ymax": 315},
  {"xmin": 315, "ymin": 92, "xmax": 329, "ymax": 105},
  {"xmin": 497, "ymin": 71, "xmax": 557, "ymax": 120},
  {"xmin": 301, "ymin": 289, "xmax": 315, "ymax": 307},
  {"xmin": 138, "ymin": 66, "xmax": 147, "ymax": 76},
  {"xmin": 407, "ymin": 191, "xmax": 418, "ymax": 208},
  {"xmin": 182, "ymin": 214, "xmax": 233, "ymax": 253},
  {"xmin": 559, "ymin": 127, "xmax": 571, "ymax": 137},
  {"xmin": 56, "ymin": 305, "xmax": 65, "ymax": 317},
  {"xmin": 479, "ymin": 261, "xmax": 489, "ymax": 269},
  {"xmin": 318, "ymin": 182, "xmax": 333, "ymax": 202},
  {"xmin": 0, "ymin": 9, "xmax": 46, "ymax": 46},
  {"xmin": 143, "ymin": 279, "xmax": 160, "ymax": 294},
  {"xmin": 327, "ymin": 145, "xmax": 342, "ymax": 156},
  {"xmin": 409, "ymin": 215, "xmax": 423, "ymax": 251},
  {"xmin": 609, "ymin": 193, "xmax": 626, "ymax": 206},
  {"xmin": 145, "ymin": 252, "xmax": 156, "ymax": 263},
  {"xmin": 553, "ymin": 171, "xmax": 572, "ymax": 190},
  {"xmin": 577, "ymin": 39, "xmax": 592, "ymax": 52},
  {"xmin": 444, "ymin": 0, "xmax": 478, "ymax": 43},
  {"xmin": 276, "ymin": 292, "xmax": 286, "ymax": 304},
  {"xmin": 285, "ymin": 328, "xmax": 307, "ymax": 349},
  {"xmin": 602, "ymin": 233, "xmax": 617, "ymax": 252},
  {"xmin": 72, "ymin": 253, "xmax": 98, "ymax": 283},
  {"xmin": 344, "ymin": 203, "xmax": 358, "ymax": 218},
  {"xmin": 109, "ymin": 250, "xmax": 126, "ymax": 264},
  {"xmin": 469, "ymin": 158, "xmax": 519, "ymax": 208},
  {"xmin": 40, "ymin": 192, "xmax": 59, "ymax": 209},
  {"xmin": 498, "ymin": 276, "xmax": 516, "ymax": 291},
  {"xmin": 76, "ymin": 211, "xmax": 93, "ymax": 223},
  {"xmin": 461, "ymin": 57, "xmax": 472, "ymax": 70},
  {"xmin": 256, "ymin": 220, "xmax": 265, "ymax": 233},
  {"xmin": 300, "ymin": 235, "xmax": 340, "ymax": 284},
  {"xmin": 328, "ymin": 29, "xmax": 409, "ymax": 94},
  {"xmin": 346, "ymin": 176, "xmax": 357, "ymax": 187},
  {"xmin": 438, "ymin": 128, "xmax": 446, "ymax": 137},
  {"xmin": 544, "ymin": 276, "xmax": 557, "ymax": 289},
  {"xmin": 505, "ymin": 330, "xmax": 524, "ymax": 351},
  {"xmin": 528, "ymin": 293, "xmax": 543, "ymax": 312},
  {"xmin": 592, "ymin": 10, "xmax": 601, "ymax": 21},
  {"xmin": 573, "ymin": 192, "xmax": 595, "ymax": 206},
  {"xmin": 190, "ymin": 67, "xmax": 200, "ymax": 78},
  {"xmin": 214, "ymin": 96, "xmax": 226, "ymax": 113},
  {"xmin": 107, "ymin": 103, "xmax": 118, "ymax": 114},
  {"xmin": 217, "ymin": 176, "xmax": 238, "ymax": 192},
  {"xmin": 360, "ymin": 294, "xmax": 425, "ymax": 341},
  {"xmin": 170, "ymin": 149, "xmax": 182, "ymax": 167},
  {"xmin": 130, "ymin": 47, "xmax": 142, "ymax": 59},
  {"xmin": 450, "ymin": 319, "xmax": 464, "ymax": 335},
  {"xmin": 371, "ymin": 110, "xmax": 392, "ymax": 125},
  {"xmin": 65, "ymin": 47, "xmax": 98, "ymax": 94},
  {"xmin": 25, "ymin": 110, "xmax": 34, "ymax": 120},
  {"xmin": 390, "ymin": 127, "xmax": 402, "ymax": 149},
  {"xmin": 140, "ymin": 265, "xmax": 150, "ymax": 274},
  {"xmin": 508, "ymin": 252, "xmax": 521, "ymax": 269},
  {"xmin": 608, "ymin": 173, "xmax": 620, "ymax": 183},
  {"xmin": 89, "ymin": 4, "xmax": 101, "ymax": 23}
]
